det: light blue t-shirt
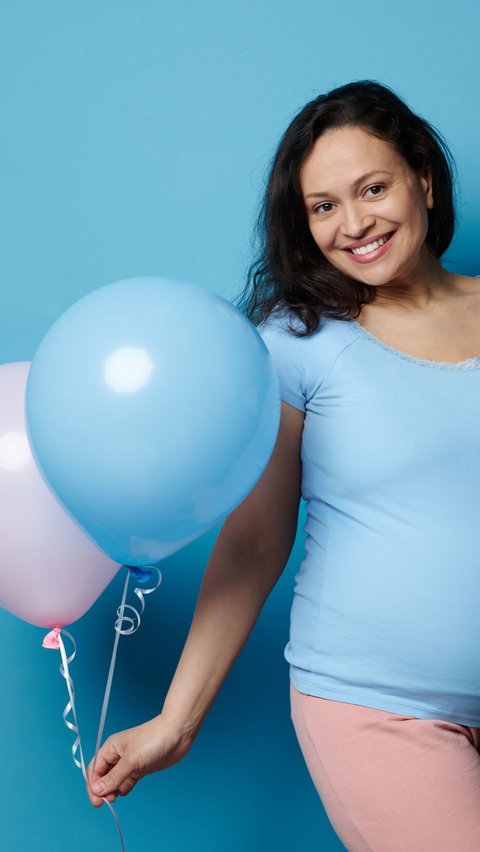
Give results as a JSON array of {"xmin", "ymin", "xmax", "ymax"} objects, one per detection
[{"xmin": 259, "ymin": 308, "xmax": 480, "ymax": 726}]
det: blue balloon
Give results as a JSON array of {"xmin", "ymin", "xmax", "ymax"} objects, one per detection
[{"xmin": 25, "ymin": 277, "xmax": 280, "ymax": 566}]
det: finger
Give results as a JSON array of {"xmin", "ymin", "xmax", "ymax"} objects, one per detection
[
  {"xmin": 104, "ymin": 792, "xmax": 117, "ymax": 803},
  {"xmin": 90, "ymin": 756, "xmax": 133, "ymax": 799},
  {"xmin": 118, "ymin": 777, "xmax": 138, "ymax": 797},
  {"xmin": 86, "ymin": 762, "xmax": 120, "ymax": 806},
  {"xmin": 86, "ymin": 782, "xmax": 108, "ymax": 808},
  {"xmin": 87, "ymin": 793, "xmax": 105, "ymax": 808},
  {"xmin": 86, "ymin": 790, "xmax": 118, "ymax": 808},
  {"xmin": 86, "ymin": 764, "xmax": 115, "ymax": 804},
  {"xmin": 87, "ymin": 737, "xmax": 124, "ymax": 800},
  {"xmin": 89, "ymin": 751, "xmax": 117, "ymax": 782},
  {"xmin": 87, "ymin": 760, "xmax": 119, "ymax": 806}
]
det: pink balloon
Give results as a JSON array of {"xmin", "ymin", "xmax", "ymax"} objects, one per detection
[{"xmin": 0, "ymin": 362, "xmax": 121, "ymax": 627}]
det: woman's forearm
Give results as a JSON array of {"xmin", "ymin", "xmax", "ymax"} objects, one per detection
[
  {"xmin": 160, "ymin": 532, "xmax": 286, "ymax": 741},
  {"xmin": 86, "ymin": 404, "xmax": 302, "ymax": 806}
]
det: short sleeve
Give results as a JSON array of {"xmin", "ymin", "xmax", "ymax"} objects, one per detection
[{"xmin": 257, "ymin": 313, "xmax": 306, "ymax": 412}]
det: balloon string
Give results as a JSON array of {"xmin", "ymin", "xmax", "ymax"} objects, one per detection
[
  {"xmin": 43, "ymin": 628, "xmax": 127, "ymax": 852},
  {"xmin": 57, "ymin": 630, "xmax": 86, "ymax": 774},
  {"xmin": 92, "ymin": 564, "xmax": 163, "ymax": 784},
  {"xmin": 92, "ymin": 569, "xmax": 131, "ymax": 778}
]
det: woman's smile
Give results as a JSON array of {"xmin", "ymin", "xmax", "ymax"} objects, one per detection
[{"xmin": 343, "ymin": 230, "xmax": 396, "ymax": 264}]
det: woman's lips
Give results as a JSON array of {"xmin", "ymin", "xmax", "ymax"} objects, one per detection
[{"xmin": 344, "ymin": 231, "xmax": 395, "ymax": 264}]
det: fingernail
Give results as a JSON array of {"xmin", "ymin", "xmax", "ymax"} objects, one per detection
[{"xmin": 92, "ymin": 781, "xmax": 106, "ymax": 794}]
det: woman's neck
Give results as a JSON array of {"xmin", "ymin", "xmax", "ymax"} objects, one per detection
[{"xmin": 367, "ymin": 250, "xmax": 460, "ymax": 314}]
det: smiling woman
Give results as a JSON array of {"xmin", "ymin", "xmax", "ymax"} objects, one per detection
[
  {"xmin": 86, "ymin": 80, "xmax": 480, "ymax": 852},
  {"xmin": 233, "ymin": 80, "xmax": 480, "ymax": 851},
  {"xmin": 237, "ymin": 79, "xmax": 457, "ymax": 335}
]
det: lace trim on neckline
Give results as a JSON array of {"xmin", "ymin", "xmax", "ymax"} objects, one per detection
[{"xmin": 349, "ymin": 320, "xmax": 480, "ymax": 371}]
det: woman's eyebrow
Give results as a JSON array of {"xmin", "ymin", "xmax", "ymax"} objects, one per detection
[{"xmin": 304, "ymin": 170, "xmax": 394, "ymax": 199}]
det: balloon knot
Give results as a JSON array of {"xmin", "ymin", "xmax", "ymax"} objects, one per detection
[
  {"xmin": 42, "ymin": 626, "xmax": 61, "ymax": 649},
  {"xmin": 127, "ymin": 565, "xmax": 153, "ymax": 583}
]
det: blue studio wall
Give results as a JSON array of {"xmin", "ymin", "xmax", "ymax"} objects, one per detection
[{"xmin": 1, "ymin": 2, "xmax": 479, "ymax": 850}]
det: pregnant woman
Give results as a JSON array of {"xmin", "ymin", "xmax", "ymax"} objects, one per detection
[{"xmin": 88, "ymin": 80, "xmax": 480, "ymax": 851}]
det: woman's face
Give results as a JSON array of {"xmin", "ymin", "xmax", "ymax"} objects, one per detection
[{"xmin": 299, "ymin": 125, "xmax": 434, "ymax": 287}]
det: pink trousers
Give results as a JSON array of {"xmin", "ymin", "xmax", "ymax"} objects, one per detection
[{"xmin": 290, "ymin": 683, "xmax": 480, "ymax": 852}]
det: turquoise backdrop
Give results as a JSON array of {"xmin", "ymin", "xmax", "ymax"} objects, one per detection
[{"xmin": 1, "ymin": 2, "xmax": 479, "ymax": 850}]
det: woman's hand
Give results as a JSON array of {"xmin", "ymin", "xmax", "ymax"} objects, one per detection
[{"xmin": 86, "ymin": 714, "xmax": 194, "ymax": 807}]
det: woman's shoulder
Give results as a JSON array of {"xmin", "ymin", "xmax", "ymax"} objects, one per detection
[
  {"xmin": 257, "ymin": 305, "xmax": 358, "ymax": 354},
  {"xmin": 257, "ymin": 306, "xmax": 360, "ymax": 409}
]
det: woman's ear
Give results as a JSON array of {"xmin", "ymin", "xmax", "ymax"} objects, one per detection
[{"xmin": 418, "ymin": 164, "xmax": 434, "ymax": 209}]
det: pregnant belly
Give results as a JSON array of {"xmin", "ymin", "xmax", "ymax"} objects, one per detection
[{"xmin": 292, "ymin": 534, "xmax": 480, "ymax": 695}]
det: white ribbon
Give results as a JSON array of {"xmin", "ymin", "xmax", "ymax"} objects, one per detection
[
  {"xmin": 92, "ymin": 565, "xmax": 162, "ymax": 781},
  {"xmin": 43, "ymin": 563, "xmax": 162, "ymax": 852},
  {"xmin": 43, "ymin": 627, "xmax": 127, "ymax": 852}
]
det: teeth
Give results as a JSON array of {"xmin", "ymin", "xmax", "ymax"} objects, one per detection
[{"xmin": 351, "ymin": 234, "xmax": 390, "ymax": 255}]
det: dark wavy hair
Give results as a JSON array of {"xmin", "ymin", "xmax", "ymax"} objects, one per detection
[{"xmin": 236, "ymin": 79, "xmax": 457, "ymax": 336}]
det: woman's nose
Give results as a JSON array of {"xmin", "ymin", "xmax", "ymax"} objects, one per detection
[{"xmin": 341, "ymin": 203, "xmax": 375, "ymax": 238}]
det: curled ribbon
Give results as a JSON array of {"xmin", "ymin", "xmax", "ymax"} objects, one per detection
[
  {"xmin": 43, "ymin": 627, "xmax": 85, "ymax": 771},
  {"xmin": 43, "ymin": 626, "xmax": 127, "ymax": 852},
  {"xmin": 92, "ymin": 565, "xmax": 162, "ymax": 782},
  {"xmin": 115, "ymin": 565, "xmax": 162, "ymax": 635}
]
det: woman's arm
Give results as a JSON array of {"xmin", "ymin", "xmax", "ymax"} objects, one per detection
[{"xmin": 87, "ymin": 401, "xmax": 304, "ymax": 806}]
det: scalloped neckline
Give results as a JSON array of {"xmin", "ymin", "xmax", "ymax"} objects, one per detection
[{"xmin": 349, "ymin": 319, "xmax": 480, "ymax": 371}]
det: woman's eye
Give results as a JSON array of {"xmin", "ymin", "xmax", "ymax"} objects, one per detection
[
  {"xmin": 313, "ymin": 202, "xmax": 334, "ymax": 214},
  {"xmin": 365, "ymin": 184, "xmax": 385, "ymax": 197}
]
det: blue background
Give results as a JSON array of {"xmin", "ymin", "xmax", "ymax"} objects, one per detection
[{"xmin": 1, "ymin": 2, "xmax": 479, "ymax": 850}]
